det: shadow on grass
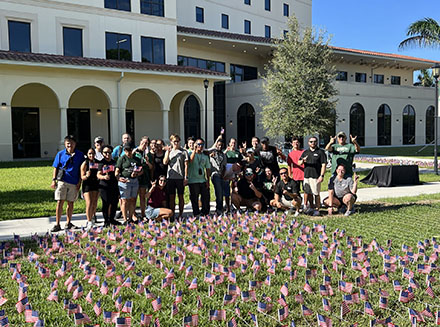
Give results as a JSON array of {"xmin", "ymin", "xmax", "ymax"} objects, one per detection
[
  {"xmin": 357, "ymin": 201, "xmax": 434, "ymax": 214},
  {"xmin": 0, "ymin": 160, "xmax": 52, "ymax": 169},
  {"xmin": 0, "ymin": 189, "xmax": 54, "ymax": 203}
]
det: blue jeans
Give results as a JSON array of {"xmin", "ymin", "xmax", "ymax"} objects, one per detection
[{"xmin": 212, "ymin": 174, "xmax": 226, "ymax": 212}]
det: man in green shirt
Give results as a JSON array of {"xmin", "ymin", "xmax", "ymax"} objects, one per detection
[
  {"xmin": 188, "ymin": 138, "xmax": 211, "ymax": 216},
  {"xmin": 325, "ymin": 131, "xmax": 360, "ymax": 177}
]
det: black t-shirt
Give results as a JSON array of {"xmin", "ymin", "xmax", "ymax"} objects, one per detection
[
  {"xmin": 299, "ymin": 148, "xmax": 327, "ymax": 178},
  {"xmin": 98, "ymin": 159, "xmax": 117, "ymax": 188},
  {"xmin": 153, "ymin": 152, "xmax": 168, "ymax": 181},
  {"xmin": 237, "ymin": 177, "xmax": 263, "ymax": 199},
  {"xmin": 274, "ymin": 178, "xmax": 300, "ymax": 201},
  {"xmin": 242, "ymin": 158, "xmax": 263, "ymax": 174},
  {"xmin": 259, "ymin": 146, "xmax": 280, "ymax": 175},
  {"xmin": 260, "ymin": 176, "xmax": 276, "ymax": 201}
]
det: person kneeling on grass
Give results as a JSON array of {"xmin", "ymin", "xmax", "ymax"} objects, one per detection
[
  {"xmin": 146, "ymin": 176, "xmax": 173, "ymax": 221},
  {"xmin": 270, "ymin": 167, "xmax": 302, "ymax": 216},
  {"xmin": 323, "ymin": 164, "xmax": 359, "ymax": 216}
]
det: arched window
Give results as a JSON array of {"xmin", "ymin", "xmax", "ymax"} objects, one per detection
[
  {"xmin": 377, "ymin": 104, "xmax": 391, "ymax": 145},
  {"xmin": 184, "ymin": 95, "xmax": 200, "ymax": 140},
  {"xmin": 350, "ymin": 103, "xmax": 365, "ymax": 146},
  {"xmin": 426, "ymin": 105, "xmax": 435, "ymax": 144},
  {"xmin": 237, "ymin": 103, "xmax": 255, "ymax": 146},
  {"xmin": 402, "ymin": 105, "xmax": 416, "ymax": 145}
]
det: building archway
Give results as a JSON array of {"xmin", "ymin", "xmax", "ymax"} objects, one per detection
[
  {"xmin": 377, "ymin": 104, "xmax": 391, "ymax": 145},
  {"xmin": 426, "ymin": 105, "xmax": 435, "ymax": 144},
  {"xmin": 11, "ymin": 83, "xmax": 60, "ymax": 158},
  {"xmin": 184, "ymin": 95, "xmax": 201, "ymax": 140},
  {"xmin": 402, "ymin": 104, "xmax": 416, "ymax": 145},
  {"xmin": 237, "ymin": 103, "xmax": 255, "ymax": 146},
  {"xmin": 349, "ymin": 103, "xmax": 365, "ymax": 146}
]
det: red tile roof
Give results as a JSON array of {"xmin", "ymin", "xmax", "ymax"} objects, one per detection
[
  {"xmin": 177, "ymin": 25, "xmax": 274, "ymax": 44},
  {"xmin": 0, "ymin": 50, "xmax": 228, "ymax": 77},
  {"xmin": 330, "ymin": 46, "xmax": 439, "ymax": 64}
]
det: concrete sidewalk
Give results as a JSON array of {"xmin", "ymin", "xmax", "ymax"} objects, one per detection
[{"xmin": 2, "ymin": 181, "xmax": 440, "ymax": 241}]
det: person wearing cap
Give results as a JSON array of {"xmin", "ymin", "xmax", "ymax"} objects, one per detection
[
  {"xmin": 50, "ymin": 135, "xmax": 85, "ymax": 232},
  {"xmin": 325, "ymin": 131, "xmax": 360, "ymax": 177},
  {"xmin": 259, "ymin": 137, "xmax": 285, "ymax": 177},
  {"xmin": 270, "ymin": 167, "xmax": 302, "ymax": 216},
  {"xmin": 242, "ymin": 147, "xmax": 263, "ymax": 176},
  {"xmin": 93, "ymin": 136, "xmax": 104, "ymax": 161},
  {"xmin": 298, "ymin": 136, "xmax": 327, "ymax": 216},
  {"xmin": 231, "ymin": 167, "xmax": 263, "ymax": 212},
  {"xmin": 115, "ymin": 143, "xmax": 143, "ymax": 224}
]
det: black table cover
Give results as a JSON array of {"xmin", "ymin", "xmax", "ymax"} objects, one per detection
[{"xmin": 360, "ymin": 165, "xmax": 420, "ymax": 187}]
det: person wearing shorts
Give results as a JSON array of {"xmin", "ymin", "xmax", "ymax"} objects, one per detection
[
  {"xmin": 146, "ymin": 176, "xmax": 173, "ymax": 221},
  {"xmin": 324, "ymin": 164, "xmax": 359, "ymax": 216},
  {"xmin": 134, "ymin": 136, "xmax": 153, "ymax": 220},
  {"xmin": 80, "ymin": 148, "xmax": 100, "ymax": 230},
  {"xmin": 50, "ymin": 135, "xmax": 84, "ymax": 232},
  {"xmin": 115, "ymin": 143, "xmax": 142, "ymax": 224},
  {"xmin": 163, "ymin": 134, "xmax": 189, "ymax": 219},
  {"xmin": 270, "ymin": 167, "xmax": 301, "ymax": 216},
  {"xmin": 231, "ymin": 168, "xmax": 263, "ymax": 212},
  {"xmin": 298, "ymin": 136, "xmax": 327, "ymax": 216}
]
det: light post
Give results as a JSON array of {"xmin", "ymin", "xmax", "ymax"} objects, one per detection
[
  {"xmin": 203, "ymin": 79, "xmax": 209, "ymax": 142},
  {"xmin": 116, "ymin": 38, "xmax": 127, "ymax": 60},
  {"xmin": 432, "ymin": 64, "xmax": 440, "ymax": 174}
]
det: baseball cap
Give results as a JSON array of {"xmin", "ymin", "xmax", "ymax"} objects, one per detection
[
  {"xmin": 261, "ymin": 137, "xmax": 269, "ymax": 144},
  {"xmin": 337, "ymin": 131, "xmax": 347, "ymax": 138},
  {"xmin": 94, "ymin": 136, "xmax": 104, "ymax": 143},
  {"xmin": 245, "ymin": 168, "xmax": 254, "ymax": 175},
  {"xmin": 246, "ymin": 148, "xmax": 254, "ymax": 154},
  {"xmin": 123, "ymin": 143, "xmax": 133, "ymax": 151}
]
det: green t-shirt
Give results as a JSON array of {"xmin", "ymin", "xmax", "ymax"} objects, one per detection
[
  {"xmin": 329, "ymin": 143, "xmax": 357, "ymax": 176},
  {"xmin": 133, "ymin": 150, "xmax": 152, "ymax": 186},
  {"xmin": 188, "ymin": 152, "xmax": 211, "ymax": 184},
  {"xmin": 116, "ymin": 155, "xmax": 142, "ymax": 178}
]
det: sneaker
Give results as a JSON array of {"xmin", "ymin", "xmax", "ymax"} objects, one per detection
[
  {"xmin": 344, "ymin": 210, "xmax": 354, "ymax": 216},
  {"xmin": 65, "ymin": 222, "xmax": 78, "ymax": 230},
  {"xmin": 304, "ymin": 207, "xmax": 313, "ymax": 215},
  {"xmin": 313, "ymin": 210, "xmax": 320, "ymax": 216},
  {"xmin": 116, "ymin": 211, "xmax": 122, "ymax": 219},
  {"xmin": 294, "ymin": 210, "xmax": 300, "ymax": 217},
  {"xmin": 51, "ymin": 224, "xmax": 61, "ymax": 233},
  {"xmin": 86, "ymin": 221, "xmax": 95, "ymax": 231}
]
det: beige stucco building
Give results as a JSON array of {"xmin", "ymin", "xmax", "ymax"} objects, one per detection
[{"xmin": 0, "ymin": 0, "xmax": 437, "ymax": 161}]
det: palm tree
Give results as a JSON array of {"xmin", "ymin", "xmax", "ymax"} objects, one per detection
[
  {"xmin": 414, "ymin": 69, "xmax": 435, "ymax": 87},
  {"xmin": 399, "ymin": 18, "xmax": 440, "ymax": 49}
]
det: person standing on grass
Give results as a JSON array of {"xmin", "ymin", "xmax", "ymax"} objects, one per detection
[
  {"xmin": 270, "ymin": 167, "xmax": 302, "ymax": 216},
  {"xmin": 146, "ymin": 177, "xmax": 174, "ymax": 221},
  {"xmin": 80, "ymin": 148, "xmax": 100, "ymax": 230},
  {"xmin": 224, "ymin": 138, "xmax": 242, "ymax": 164},
  {"xmin": 209, "ymin": 138, "xmax": 227, "ymax": 215},
  {"xmin": 287, "ymin": 137, "xmax": 305, "ymax": 187},
  {"xmin": 134, "ymin": 136, "xmax": 153, "ymax": 220},
  {"xmin": 188, "ymin": 138, "xmax": 211, "ymax": 217},
  {"xmin": 115, "ymin": 143, "xmax": 143, "ymax": 225},
  {"xmin": 325, "ymin": 131, "xmax": 360, "ymax": 177},
  {"xmin": 153, "ymin": 139, "xmax": 168, "ymax": 182},
  {"xmin": 163, "ymin": 134, "xmax": 189, "ymax": 219},
  {"xmin": 298, "ymin": 136, "xmax": 327, "ymax": 216},
  {"xmin": 323, "ymin": 164, "xmax": 359, "ymax": 216},
  {"xmin": 97, "ymin": 145, "xmax": 121, "ymax": 227},
  {"xmin": 50, "ymin": 135, "xmax": 84, "ymax": 232}
]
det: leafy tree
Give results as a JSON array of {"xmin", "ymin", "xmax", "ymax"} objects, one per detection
[
  {"xmin": 261, "ymin": 17, "xmax": 337, "ymax": 138},
  {"xmin": 414, "ymin": 69, "xmax": 434, "ymax": 87},
  {"xmin": 399, "ymin": 18, "xmax": 440, "ymax": 49}
]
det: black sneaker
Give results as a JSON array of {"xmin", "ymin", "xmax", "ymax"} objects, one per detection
[
  {"xmin": 109, "ymin": 219, "xmax": 122, "ymax": 226},
  {"xmin": 51, "ymin": 224, "xmax": 61, "ymax": 233},
  {"xmin": 65, "ymin": 222, "xmax": 78, "ymax": 230}
]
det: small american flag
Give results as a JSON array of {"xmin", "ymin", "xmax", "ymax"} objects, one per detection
[
  {"xmin": 73, "ymin": 312, "xmax": 91, "ymax": 325},
  {"xmin": 209, "ymin": 310, "xmax": 226, "ymax": 321},
  {"xmin": 140, "ymin": 314, "xmax": 152, "ymax": 327},
  {"xmin": 317, "ymin": 314, "xmax": 332, "ymax": 327},
  {"xmin": 152, "ymin": 297, "xmax": 162, "ymax": 312},
  {"xmin": 24, "ymin": 310, "xmax": 39, "ymax": 323},
  {"xmin": 115, "ymin": 317, "xmax": 132, "ymax": 327},
  {"xmin": 182, "ymin": 314, "xmax": 198, "ymax": 327},
  {"xmin": 122, "ymin": 301, "xmax": 133, "ymax": 313},
  {"xmin": 340, "ymin": 301, "xmax": 350, "ymax": 317},
  {"xmin": 322, "ymin": 298, "xmax": 331, "ymax": 312},
  {"xmin": 364, "ymin": 302, "xmax": 375, "ymax": 316},
  {"xmin": 278, "ymin": 306, "xmax": 289, "ymax": 321},
  {"xmin": 227, "ymin": 317, "xmax": 237, "ymax": 327}
]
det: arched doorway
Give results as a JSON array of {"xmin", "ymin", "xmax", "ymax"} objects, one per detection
[
  {"xmin": 349, "ymin": 103, "xmax": 365, "ymax": 146},
  {"xmin": 426, "ymin": 105, "xmax": 435, "ymax": 144},
  {"xmin": 184, "ymin": 95, "xmax": 201, "ymax": 140},
  {"xmin": 377, "ymin": 104, "xmax": 391, "ymax": 145},
  {"xmin": 402, "ymin": 105, "xmax": 416, "ymax": 145},
  {"xmin": 237, "ymin": 103, "xmax": 255, "ymax": 146},
  {"xmin": 11, "ymin": 83, "xmax": 60, "ymax": 158}
]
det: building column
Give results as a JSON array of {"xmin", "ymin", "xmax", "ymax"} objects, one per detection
[
  {"xmin": 0, "ymin": 103, "xmax": 13, "ymax": 161},
  {"xmin": 110, "ymin": 106, "xmax": 123, "ymax": 147},
  {"xmin": 59, "ymin": 107, "xmax": 68, "ymax": 149},
  {"xmin": 162, "ymin": 108, "xmax": 169, "ymax": 141}
]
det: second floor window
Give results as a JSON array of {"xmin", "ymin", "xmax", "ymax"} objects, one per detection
[
  {"xmin": 355, "ymin": 72, "xmax": 367, "ymax": 83},
  {"xmin": 374, "ymin": 74, "xmax": 384, "ymax": 84},
  {"xmin": 141, "ymin": 36, "xmax": 165, "ymax": 64},
  {"xmin": 231, "ymin": 64, "xmax": 258, "ymax": 82},
  {"xmin": 105, "ymin": 32, "xmax": 132, "ymax": 61},
  {"xmin": 196, "ymin": 7, "xmax": 204, "ymax": 23},
  {"xmin": 222, "ymin": 14, "xmax": 229, "ymax": 29},
  {"xmin": 265, "ymin": 25, "xmax": 271, "ymax": 38},
  {"xmin": 8, "ymin": 20, "xmax": 31, "ymax": 53},
  {"xmin": 265, "ymin": 0, "xmax": 271, "ymax": 11},
  {"xmin": 283, "ymin": 3, "xmax": 289, "ymax": 16},
  {"xmin": 140, "ymin": 0, "xmax": 164, "ymax": 17},
  {"xmin": 104, "ymin": 0, "xmax": 131, "ymax": 12},
  {"xmin": 244, "ymin": 0, "xmax": 251, "ymax": 5},
  {"xmin": 244, "ymin": 20, "xmax": 251, "ymax": 34},
  {"xmin": 178, "ymin": 56, "xmax": 225, "ymax": 72},
  {"xmin": 391, "ymin": 76, "xmax": 401, "ymax": 85},
  {"xmin": 63, "ymin": 27, "xmax": 83, "ymax": 57},
  {"xmin": 336, "ymin": 71, "xmax": 347, "ymax": 81}
]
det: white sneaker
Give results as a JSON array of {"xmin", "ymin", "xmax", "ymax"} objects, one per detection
[
  {"xmin": 86, "ymin": 221, "xmax": 94, "ymax": 231},
  {"xmin": 294, "ymin": 211, "xmax": 300, "ymax": 217},
  {"xmin": 313, "ymin": 210, "xmax": 320, "ymax": 216},
  {"xmin": 344, "ymin": 210, "xmax": 354, "ymax": 216}
]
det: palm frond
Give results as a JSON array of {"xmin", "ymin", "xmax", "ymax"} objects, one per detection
[{"xmin": 399, "ymin": 17, "xmax": 440, "ymax": 49}]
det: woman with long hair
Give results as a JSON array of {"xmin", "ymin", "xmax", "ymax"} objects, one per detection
[{"xmin": 80, "ymin": 148, "xmax": 100, "ymax": 230}]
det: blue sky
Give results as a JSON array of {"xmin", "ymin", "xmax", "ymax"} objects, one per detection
[{"xmin": 312, "ymin": 0, "xmax": 440, "ymax": 62}]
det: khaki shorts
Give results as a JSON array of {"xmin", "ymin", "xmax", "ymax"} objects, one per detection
[
  {"xmin": 55, "ymin": 181, "xmax": 78, "ymax": 202},
  {"xmin": 281, "ymin": 196, "xmax": 301, "ymax": 208},
  {"xmin": 303, "ymin": 177, "xmax": 321, "ymax": 196}
]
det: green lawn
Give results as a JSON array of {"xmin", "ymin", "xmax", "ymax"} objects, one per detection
[{"xmin": 360, "ymin": 145, "xmax": 439, "ymax": 158}]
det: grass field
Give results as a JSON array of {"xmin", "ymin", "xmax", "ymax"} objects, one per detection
[
  {"xmin": 360, "ymin": 145, "xmax": 439, "ymax": 158},
  {"xmin": 0, "ymin": 193, "xmax": 439, "ymax": 326}
]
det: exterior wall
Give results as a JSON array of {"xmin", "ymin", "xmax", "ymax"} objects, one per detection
[
  {"xmin": 177, "ymin": 0, "xmax": 312, "ymax": 37},
  {"xmin": 0, "ymin": 0, "xmax": 178, "ymax": 64}
]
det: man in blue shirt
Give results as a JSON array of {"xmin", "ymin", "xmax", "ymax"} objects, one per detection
[{"xmin": 50, "ymin": 135, "xmax": 84, "ymax": 232}]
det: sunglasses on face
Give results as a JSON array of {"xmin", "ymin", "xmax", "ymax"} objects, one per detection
[
  {"xmin": 197, "ymin": 143, "xmax": 204, "ymax": 146},
  {"xmin": 159, "ymin": 179, "xmax": 166, "ymax": 182},
  {"xmin": 309, "ymin": 140, "xmax": 317, "ymax": 143},
  {"xmin": 245, "ymin": 173, "xmax": 253, "ymax": 176},
  {"xmin": 280, "ymin": 172, "xmax": 287, "ymax": 175},
  {"xmin": 338, "ymin": 135, "xmax": 346, "ymax": 138},
  {"xmin": 103, "ymin": 151, "xmax": 111, "ymax": 154}
]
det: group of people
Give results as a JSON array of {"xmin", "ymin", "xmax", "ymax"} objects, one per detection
[{"xmin": 50, "ymin": 130, "xmax": 361, "ymax": 232}]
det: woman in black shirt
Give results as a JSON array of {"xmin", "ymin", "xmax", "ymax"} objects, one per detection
[{"xmin": 81, "ymin": 148, "xmax": 100, "ymax": 230}]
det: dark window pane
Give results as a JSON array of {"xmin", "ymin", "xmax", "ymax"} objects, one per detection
[
  {"xmin": 244, "ymin": 20, "xmax": 251, "ymax": 34},
  {"xmin": 140, "ymin": 0, "xmax": 164, "ymax": 17},
  {"xmin": 184, "ymin": 95, "xmax": 201, "ymax": 140},
  {"xmin": 403, "ymin": 105, "xmax": 415, "ymax": 144},
  {"xmin": 244, "ymin": 66, "xmax": 258, "ymax": 80},
  {"xmin": 196, "ymin": 7, "xmax": 204, "ymax": 23},
  {"xmin": 141, "ymin": 37, "xmax": 165, "ymax": 64},
  {"xmin": 63, "ymin": 27, "xmax": 83, "ymax": 57},
  {"xmin": 188, "ymin": 57, "xmax": 198, "ymax": 67},
  {"xmin": 222, "ymin": 14, "xmax": 229, "ymax": 29},
  {"xmin": 283, "ymin": 3, "xmax": 289, "ymax": 16},
  {"xmin": 426, "ymin": 106, "xmax": 435, "ymax": 143},
  {"xmin": 265, "ymin": 25, "xmax": 271, "ymax": 38},
  {"xmin": 355, "ymin": 72, "xmax": 366, "ymax": 83},
  {"xmin": 265, "ymin": 0, "xmax": 271, "ymax": 11},
  {"xmin": 374, "ymin": 74, "xmax": 384, "ymax": 84},
  {"xmin": 350, "ymin": 103, "xmax": 365, "ymax": 146},
  {"xmin": 216, "ymin": 62, "xmax": 225, "ymax": 72},
  {"xmin": 336, "ymin": 71, "xmax": 347, "ymax": 81},
  {"xmin": 244, "ymin": 0, "xmax": 250, "ymax": 4},
  {"xmin": 197, "ymin": 59, "xmax": 207, "ymax": 69},
  {"xmin": 141, "ymin": 37, "xmax": 153, "ymax": 63},
  {"xmin": 106, "ymin": 32, "xmax": 132, "ymax": 61},
  {"xmin": 152, "ymin": 38, "xmax": 165, "ymax": 64},
  {"xmin": 104, "ymin": 0, "xmax": 131, "ymax": 11},
  {"xmin": 391, "ymin": 76, "xmax": 401, "ymax": 85},
  {"xmin": 179, "ymin": 55, "xmax": 225, "ymax": 72},
  {"xmin": 8, "ymin": 21, "xmax": 31, "ymax": 53},
  {"xmin": 377, "ymin": 104, "xmax": 391, "ymax": 145},
  {"xmin": 231, "ymin": 64, "xmax": 257, "ymax": 82}
]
